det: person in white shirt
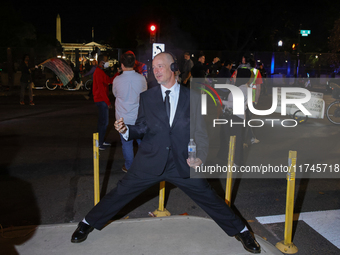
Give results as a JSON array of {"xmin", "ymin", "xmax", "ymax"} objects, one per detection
[{"xmin": 112, "ymin": 51, "xmax": 147, "ymax": 172}]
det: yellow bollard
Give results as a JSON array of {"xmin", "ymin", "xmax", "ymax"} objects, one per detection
[
  {"xmin": 225, "ymin": 136, "xmax": 236, "ymax": 206},
  {"xmin": 93, "ymin": 133, "xmax": 100, "ymax": 205},
  {"xmin": 152, "ymin": 181, "xmax": 171, "ymax": 217},
  {"xmin": 276, "ymin": 151, "xmax": 298, "ymax": 254}
]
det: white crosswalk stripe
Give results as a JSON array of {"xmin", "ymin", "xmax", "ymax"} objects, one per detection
[{"xmin": 256, "ymin": 209, "xmax": 340, "ymax": 249}]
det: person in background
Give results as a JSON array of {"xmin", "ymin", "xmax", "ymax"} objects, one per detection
[
  {"xmin": 134, "ymin": 60, "xmax": 148, "ymax": 79},
  {"xmin": 217, "ymin": 59, "xmax": 233, "ymax": 84},
  {"xmin": 208, "ymin": 56, "xmax": 221, "ymax": 77},
  {"xmin": 83, "ymin": 59, "xmax": 98, "ymax": 99},
  {"xmin": 249, "ymin": 59, "xmax": 262, "ymax": 107},
  {"xmin": 92, "ymin": 55, "xmax": 114, "ymax": 150},
  {"xmin": 259, "ymin": 63, "xmax": 267, "ymax": 95},
  {"xmin": 180, "ymin": 52, "xmax": 194, "ymax": 87},
  {"xmin": 191, "ymin": 54, "xmax": 208, "ymax": 78},
  {"xmin": 219, "ymin": 68, "xmax": 252, "ymax": 165},
  {"xmin": 112, "ymin": 51, "xmax": 147, "ymax": 172},
  {"xmin": 231, "ymin": 54, "xmax": 252, "ymax": 82},
  {"xmin": 244, "ymin": 59, "xmax": 262, "ymax": 145},
  {"xmin": 20, "ymin": 54, "xmax": 36, "ymax": 106}
]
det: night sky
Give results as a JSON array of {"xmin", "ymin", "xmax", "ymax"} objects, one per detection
[
  {"xmin": 8, "ymin": 0, "xmax": 340, "ymax": 52},
  {"xmin": 10, "ymin": 1, "xmax": 110, "ymax": 43},
  {"xmin": 10, "ymin": 1, "xmax": 168, "ymax": 44}
]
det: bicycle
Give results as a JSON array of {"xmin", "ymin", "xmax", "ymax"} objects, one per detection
[
  {"xmin": 45, "ymin": 75, "xmax": 68, "ymax": 90},
  {"xmin": 45, "ymin": 76, "xmax": 87, "ymax": 91},
  {"xmin": 326, "ymin": 82, "xmax": 340, "ymax": 125},
  {"xmin": 84, "ymin": 79, "xmax": 92, "ymax": 90}
]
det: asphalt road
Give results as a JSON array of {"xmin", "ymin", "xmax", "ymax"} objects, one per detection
[{"xmin": 0, "ymin": 86, "xmax": 339, "ymax": 255}]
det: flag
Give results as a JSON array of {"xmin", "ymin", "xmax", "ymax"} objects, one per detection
[{"xmin": 40, "ymin": 58, "xmax": 74, "ymax": 86}]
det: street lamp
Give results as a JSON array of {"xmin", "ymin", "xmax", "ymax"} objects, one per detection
[{"xmin": 278, "ymin": 40, "xmax": 283, "ymax": 47}]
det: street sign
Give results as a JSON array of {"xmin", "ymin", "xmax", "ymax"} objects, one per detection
[
  {"xmin": 152, "ymin": 43, "xmax": 165, "ymax": 59},
  {"xmin": 300, "ymin": 30, "xmax": 311, "ymax": 36}
]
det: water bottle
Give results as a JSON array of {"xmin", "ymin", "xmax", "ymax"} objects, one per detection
[{"xmin": 188, "ymin": 139, "xmax": 196, "ymax": 162}]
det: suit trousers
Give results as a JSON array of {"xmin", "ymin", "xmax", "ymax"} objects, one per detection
[{"xmin": 85, "ymin": 150, "xmax": 245, "ymax": 236}]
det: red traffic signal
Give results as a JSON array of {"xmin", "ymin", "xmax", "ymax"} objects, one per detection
[
  {"xmin": 149, "ymin": 24, "xmax": 156, "ymax": 43},
  {"xmin": 150, "ymin": 25, "xmax": 156, "ymax": 32}
]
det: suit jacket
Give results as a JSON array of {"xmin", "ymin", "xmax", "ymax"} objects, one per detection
[{"xmin": 127, "ymin": 84, "xmax": 208, "ymax": 178}]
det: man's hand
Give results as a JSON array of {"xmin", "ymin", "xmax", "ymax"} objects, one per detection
[
  {"xmin": 114, "ymin": 117, "xmax": 127, "ymax": 134},
  {"xmin": 108, "ymin": 104, "xmax": 113, "ymax": 109},
  {"xmin": 186, "ymin": 158, "xmax": 202, "ymax": 168}
]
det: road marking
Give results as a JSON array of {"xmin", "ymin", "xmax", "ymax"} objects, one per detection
[{"xmin": 256, "ymin": 209, "xmax": 340, "ymax": 249}]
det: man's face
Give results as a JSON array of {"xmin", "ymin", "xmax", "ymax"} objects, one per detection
[
  {"xmin": 152, "ymin": 54, "xmax": 174, "ymax": 86},
  {"xmin": 184, "ymin": 54, "xmax": 190, "ymax": 61},
  {"xmin": 226, "ymin": 64, "xmax": 232, "ymax": 70},
  {"xmin": 199, "ymin": 56, "xmax": 205, "ymax": 64}
]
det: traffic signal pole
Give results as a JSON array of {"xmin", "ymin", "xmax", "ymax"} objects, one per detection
[{"xmin": 296, "ymin": 24, "xmax": 302, "ymax": 78}]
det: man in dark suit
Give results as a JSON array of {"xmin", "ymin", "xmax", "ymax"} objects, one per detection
[{"xmin": 71, "ymin": 53, "xmax": 260, "ymax": 254}]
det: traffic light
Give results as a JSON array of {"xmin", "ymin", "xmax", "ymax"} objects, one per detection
[{"xmin": 149, "ymin": 24, "xmax": 156, "ymax": 43}]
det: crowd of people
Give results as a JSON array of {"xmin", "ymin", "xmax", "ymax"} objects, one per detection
[
  {"xmin": 180, "ymin": 52, "xmax": 268, "ymax": 166},
  {"xmin": 19, "ymin": 49, "xmax": 267, "ymax": 201}
]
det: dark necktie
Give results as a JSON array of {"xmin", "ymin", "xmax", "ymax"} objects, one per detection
[{"xmin": 165, "ymin": 90, "xmax": 171, "ymax": 120}]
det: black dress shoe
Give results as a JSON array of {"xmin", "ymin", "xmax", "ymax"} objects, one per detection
[
  {"xmin": 235, "ymin": 231, "xmax": 261, "ymax": 254},
  {"xmin": 71, "ymin": 222, "xmax": 94, "ymax": 243}
]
